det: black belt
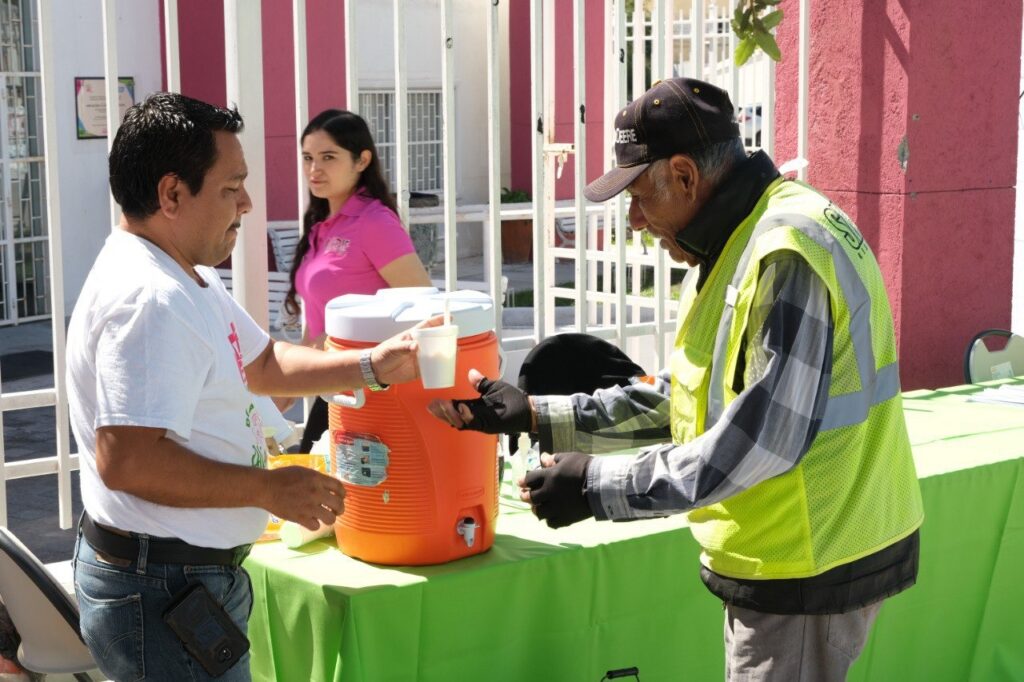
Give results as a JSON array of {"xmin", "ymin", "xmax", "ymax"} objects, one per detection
[{"xmin": 81, "ymin": 513, "xmax": 252, "ymax": 567}]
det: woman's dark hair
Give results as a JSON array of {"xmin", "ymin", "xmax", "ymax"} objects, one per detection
[
  {"xmin": 109, "ymin": 92, "xmax": 244, "ymax": 219},
  {"xmin": 285, "ymin": 109, "xmax": 397, "ymax": 317}
]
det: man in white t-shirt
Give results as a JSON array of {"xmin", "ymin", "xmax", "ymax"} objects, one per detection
[{"xmin": 66, "ymin": 93, "xmax": 429, "ymax": 682}]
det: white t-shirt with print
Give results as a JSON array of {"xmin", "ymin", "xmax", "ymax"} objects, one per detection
[{"xmin": 67, "ymin": 230, "xmax": 272, "ymax": 549}]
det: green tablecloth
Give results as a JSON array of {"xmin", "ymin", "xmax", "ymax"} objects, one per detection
[{"xmin": 245, "ymin": 381, "xmax": 1024, "ymax": 681}]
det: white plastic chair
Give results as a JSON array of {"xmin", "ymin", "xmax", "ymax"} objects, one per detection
[
  {"xmin": 268, "ymin": 222, "xmax": 300, "ymax": 272},
  {"xmin": 216, "ymin": 268, "xmax": 303, "ymax": 343},
  {"xmin": 963, "ymin": 329, "xmax": 1024, "ymax": 383},
  {"xmin": 0, "ymin": 527, "xmax": 98, "ymax": 681}
]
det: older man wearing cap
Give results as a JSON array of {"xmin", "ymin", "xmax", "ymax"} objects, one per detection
[{"xmin": 430, "ymin": 77, "xmax": 922, "ymax": 680}]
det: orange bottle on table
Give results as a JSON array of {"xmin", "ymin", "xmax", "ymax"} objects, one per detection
[{"xmin": 323, "ymin": 288, "xmax": 500, "ymax": 565}]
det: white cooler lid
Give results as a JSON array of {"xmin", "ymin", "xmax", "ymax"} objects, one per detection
[{"xmin": 324, "ymin": 287, "xmax": 495, "ymax": 342}]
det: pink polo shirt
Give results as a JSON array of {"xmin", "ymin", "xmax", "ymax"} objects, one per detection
[{"xmin": 295, "ymin": 192, "xmax": 417, "ymax": 338}]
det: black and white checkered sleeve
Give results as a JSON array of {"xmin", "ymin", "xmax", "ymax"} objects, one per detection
[
  {"xmin": 585, "ymin": 253, "xmax": 834, "ymax": 521},
  {"xmin": 533, "ymin": 368, "xmax": 673, "ymax": 454}
]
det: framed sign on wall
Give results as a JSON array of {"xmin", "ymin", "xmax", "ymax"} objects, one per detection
[{"xmin": 75, "ymin": 76, "xmax": 135, "ymax": 139}]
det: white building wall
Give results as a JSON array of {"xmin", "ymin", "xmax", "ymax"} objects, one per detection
[
  {"xmin": 354, "ymin": 0, "xmax": 508, "ymax": 257},
  {"xmin": 51, "ymin": 0, "xmax": 162, "ymax": 311}
]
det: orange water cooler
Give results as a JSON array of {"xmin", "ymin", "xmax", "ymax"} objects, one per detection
[{"xmin": 323, "ymin": 288, "xmax": 500, "ymax": 565}]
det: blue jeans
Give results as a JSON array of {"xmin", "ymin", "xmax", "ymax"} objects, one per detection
[{"xmin": 73, "ymin": 530, "xmax": 253, "ymax": 682}]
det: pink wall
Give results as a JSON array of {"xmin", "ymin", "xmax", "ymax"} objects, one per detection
[
  {"xmin": 774, "ymin": 0, "xmax": 1021, "ymax": 389},
  {"xmin": 173, "ymin": 0, "xmax": 227, "ymax": 107},
  {"xmin": 262, "ymin": 0, "xmax": 350, "ymax": 223},
  {"xmin": 508, "ymin": 2, "xmax": 531, "ymax": 194},
  {"xmin": 168, "ymin": 0, "xmax": 350, "ymax": 223},
  {"xmin": 509, "ymin": 0, "xmax": 607, "ymax": 199}
]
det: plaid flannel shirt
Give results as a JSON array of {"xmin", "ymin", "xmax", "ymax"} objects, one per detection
[{"xmin": 532, "ymin": 252, "xmax": 834, "ymax": 521}]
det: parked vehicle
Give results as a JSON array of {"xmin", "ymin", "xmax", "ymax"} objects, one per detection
[{"xmin": 737, "ymin": 104, "xmax": 762, "ymax": 147}]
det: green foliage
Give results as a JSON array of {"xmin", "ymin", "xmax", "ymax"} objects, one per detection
[
  {"xmin": 500, "ymin": 187, "xmax": 531, "ymax": 203},
  {"xmin": 732, "ymin": 0, "xmax": 784, "ymax": 66},
  {"xmin": 507, "ymin": 286, "xmax": 575, "ymax": 308}
]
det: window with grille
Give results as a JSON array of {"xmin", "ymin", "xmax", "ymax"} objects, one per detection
[
  {"xmin": 359, "ymin": 89, "xmax": 443, "ymax": 194},
  {"xmin": 0, "ymin": 0, "xmax": 46, "ymax": 324}
]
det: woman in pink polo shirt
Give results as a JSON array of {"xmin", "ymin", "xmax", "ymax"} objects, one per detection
[{"xmin": 285, "ymin": 109, "xmax": 431, "ymax": 451}]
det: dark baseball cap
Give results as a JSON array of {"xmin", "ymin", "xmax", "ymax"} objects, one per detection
[{"xmin": 584, "ymin": 78, "xmax": 740, "ymax": 202}]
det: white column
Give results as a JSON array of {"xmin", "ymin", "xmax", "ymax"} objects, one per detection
[
  {"xmin": 693, "ymin": 0, "xmax": 704, "ymax": 81},
  {"xmin": 37, "ymin": 0, "xmax": 73, "ymax": 529},
  {"xmin": 485, "ymin": 0, "xmax": 502, "ymax": 334},
  {"xmin": 731, "ymin": 6, "xmax": 741, "ymax": 102},
  {"xmin": 294, "ymin": 0, "xmax": 312, "ymax": 420},
  {"xmin": 225, "ymin": 0, "xmax": 269, "ymax": 327},
  {"xmin": 651, "ymin": 0, "xmax": 663, "ymax": 79},
  {"xmin": 572, "ymin": 0, "xmax": 587, "ymax": 332},
  {"xmin": 101, "ymin": 0, "xmax": 121, "ymax": 226},
  {"xmin": 629, "ymin": 1, "xmax": 645, "ymax": 335},
  {"xmin": 440, "ymin": 0, "xmax": 457, "ymax": 290},
  {"xmin": 344, "ymin": 0, "xmax": 358, "ymax": 111},
  {"xmin": 530, "ymin": 0, "xmax": 547, "ymax": 343},
  {"xmin": 631, "ymin": 3, "xmax": 645, "ymax": 96},
  {"xmin": 294, "ymin": 0, "xmax": 309, "ymax": 227},
  {"xmin": 393, "ymin": 0, "xmax": 410, "ymax": 229},
  {"xmin": 797, "ymin": 0, "xmax": 810, "ymax": 181},
  {"xmin": 608, "ymin": 0, "xmax": 628, "ymax": 348},
  {"xmin": 542, "ymin": 0, "xmax": 558, "ymax": 337},
  {"xmin": 163, "ymin": 0, "xmax": 181, "ymax": 92},
  {"xmin": 651, "ymin": 0, "xmax": 666, "ymax": 366},
  {"xmin": 764, "ymin": 59, "xmax": 776, "ymax": 158}
]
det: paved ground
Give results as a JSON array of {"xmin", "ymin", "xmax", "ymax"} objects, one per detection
[{"xmin": 1, "ymin": 320, "xmax": 82, "ymax": 564}]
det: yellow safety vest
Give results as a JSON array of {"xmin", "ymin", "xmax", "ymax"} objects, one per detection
[{"xmin": 671, "ymin": 178, "xmax": 924, "ymax": 579}]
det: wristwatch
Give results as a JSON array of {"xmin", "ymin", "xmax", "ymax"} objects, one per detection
[{"xmin": 359, "ymin": 349, "xmax": 389, "ymax": 392}]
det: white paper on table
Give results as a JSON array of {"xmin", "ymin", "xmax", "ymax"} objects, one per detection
[{"xmin": 966, "ymin": 384, "xmax": 1024, "ymax": 408}]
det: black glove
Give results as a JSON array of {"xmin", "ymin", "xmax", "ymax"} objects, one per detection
[
  {"xmin": 451, "ymin": 377, "xmax": 533, "ymax": 434},
  {"xmin": 522, "ymin": 452, "xmax": 594, "ymax": 528}
]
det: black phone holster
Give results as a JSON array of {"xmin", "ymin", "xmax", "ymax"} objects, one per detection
[{"xmin": 162, "ymin": 582, "xmax": 250, "ymax": 677}]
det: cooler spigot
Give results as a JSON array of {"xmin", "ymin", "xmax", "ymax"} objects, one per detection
[{"xmin": 456, "ymin": 517, "xmax": 477, "ymax": 547}]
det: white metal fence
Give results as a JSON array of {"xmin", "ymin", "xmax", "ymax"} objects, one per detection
[
  {"xmin": 0, "ymin": 0, "xmax": 72, "ymax": 530},
  {"xmin": 0, "ymin": 0, "xmax": 789, "ymax": 529}
]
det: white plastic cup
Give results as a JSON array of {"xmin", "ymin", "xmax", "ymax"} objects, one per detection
[
  {"xmin": 279, "ymin": 520, "xmax": 334, "ymax": 548},
  {"xmin": 412, "ymin": 324, "xmax": 459, "ymax": 389}
]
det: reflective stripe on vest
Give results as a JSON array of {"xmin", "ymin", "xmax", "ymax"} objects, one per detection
[{"xmin": 706, "ymin": 213, "xmax": 900, "ymax": 431}]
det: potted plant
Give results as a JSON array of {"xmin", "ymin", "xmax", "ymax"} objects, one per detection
[{"xmin": 500, "ymin": 187, "xmax": 533, "ymax": 264}]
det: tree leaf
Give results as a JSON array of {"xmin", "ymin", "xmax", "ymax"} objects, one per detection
[
  {"xmin": 753, "ymin": 28, "xmax": 782, "ymax": 61},
  {"xmin": 762, "ymin": 9, "xmax": 783, "ymax": 30},
  {"xmin": 734, "ymin": 36, "xmax": 756, "ymax": 66},
  {"xmin": 762, "ymin": 0, "xmax": 783, "ymax": 5}
]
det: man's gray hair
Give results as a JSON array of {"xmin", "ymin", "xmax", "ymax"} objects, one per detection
[{"xmin": 650, "ymin": 137, "xmax": 747, "ymax": 200}]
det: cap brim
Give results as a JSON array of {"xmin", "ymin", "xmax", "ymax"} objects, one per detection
[{"xmin": 583, "ymin": 164, "xmax": 649, "ymax": 202}]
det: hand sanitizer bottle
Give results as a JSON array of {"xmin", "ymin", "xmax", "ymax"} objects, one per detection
[
  {"xmin": 509, "ymin": 432, "xmax": 532, "ymax": 486},
  {"xmin": 525, "ymin": 440, "xmax": 541, "ymax": 471}
]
